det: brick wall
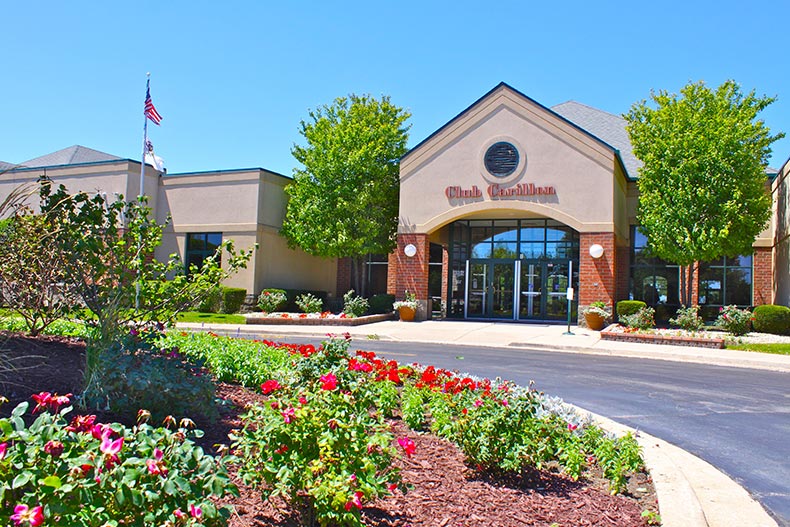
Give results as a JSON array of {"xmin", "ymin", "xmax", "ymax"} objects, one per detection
[
  {"xmin": 615, "ymin": 244, "xmax": 629, "ymax": 303},
  {"xmin": 753, "ymin": 247, "xmax": 773, "ymax": 305},
  {"xmin": 386, "ymin": 251, "xmax": 398, "ymax": 296},
  {"xmin": 336, "ymin": 257, "xmax": 352, "ymax": 295},
  {"xmin": 394, "ymin": 234, "xmax": 430, "ymax": 319},
  {"xmin": 579, "ymin": 232, "xmax": 616, "ymax": 311}
]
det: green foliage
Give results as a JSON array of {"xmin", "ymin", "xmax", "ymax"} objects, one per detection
[
  {"xmin": 401, "ymin": 385, "xmax": 428, "ymax": 431},
  {"xmin": 616, "ymin": 300, "xmax": 646, "ymax": 318},
  {"xmin": 231, "ymin": 382, "xmax": 402, "ymax": 527},
  {"xmin": 35, "ymin": 178, "xmax": 253, "ymax": 347},
  {"xmin": 0, "ymin": 212, "xmax": 77, "ymax": 336},
  {"xmin": 625, "ymin": 80, "xmax": 782, "ymax": 305},
  {"xmin": 257, "ymin": 289, "xmax": 287, "ymax": 312},
  {"xmin": 669, "ymin": 305, "xmax": 705, "ymax": 331},
  {"xmin": 220, "ymin": 287, "xmax": 247, "ymax": 314},
  {"xmin": 284, "ymin": 289, "xmax": 329, "ymax": 312},
  {"xmin": 619, "ymin": 307, "xmax": 656, "ymax": 330},
  {"xmin": 197, "ymin": 286, "xmax": 223, "ymax": 313},
  {"xmin": 342, "ymin": 290, "xmax": 369, "ymax": 318},
  {"xmin": 0, "ymin": 398, "xmax": 236, "ymax": 526},
  {"xmin": 281, "ymin": 94, "xmax": 410, "ymax": 294},
  {"xmin": 176, "ymin": 312, "xmax": 246, "ymax": 324},
  {"xmin": 368, "ymin": 294, "xmax": 395, "ymax": 315},
  {"xmin": 295, "ymin": 293, "xmax": 324, "ymax": 313},
  {"xmin": 716, "ymin": 305, "xmax": 753, "ymax": 336},
  {"xmin": 0, "ymin": 315, "xmax": 92, "ymax": 339},
  {"xmin": 81, "ymin": 331, "xmax": 218, "ymax": 423},
  {"xmin": 752, "ymin": 304, "xmax": 790, "ymax": 335},
  {"xmin": 726, "ymin": 342, "xmax": 790, "ymax": 355}
]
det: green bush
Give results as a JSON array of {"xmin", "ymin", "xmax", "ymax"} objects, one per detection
[
  {"xmin": 369, "ymin": 293, "xmax": 395, "ymax": 314},
  {"xmin": 295, "ymin": 293, "xmax": 323, "ymax": 313},
  {"xmin": 752, "ymin": 304, "xmax": 790, "ymax": 335},
  {"xmin": 257, "ymin": 289, "xmax": 287, "ymax": 312},
  {"xmin": 0, "ymin": 397, "xmax": 236, "ymax": 527},
  {"xmin": 619, "ymin": 306, "xmax": 655, "ymax": 330},
  {"xmin": 669, "ymin": 305, "xmax": 704, "ymax": 331},
  {"xmin": 616, "ymin": 300, "xmax": 647, "ymax": 318},
  {"xmin": 221, "ymin": 287, "xmax": 247, "ymax": 314},
  {"xmin": 82, "ymin": 334, "xmax": 218, "ymax": 424},
  {"xmin": 283, "ymin": 289, "xmax": 329, "ymax": 312},
  {"xmin": 197, "ymin": 286, "xmax": 223, "ymax": 313},
  {"xmin": 716, "ymin": 305, "xmax": 753, "ymax": 336},
  {"xmin": 342, "ymin": 290, "xmax": 369, "ymax": 318}
]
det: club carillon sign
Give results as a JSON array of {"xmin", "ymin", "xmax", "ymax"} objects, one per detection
[{"xmin": 444, "ymin": 140, "xmax": 556, "ymax": 201}]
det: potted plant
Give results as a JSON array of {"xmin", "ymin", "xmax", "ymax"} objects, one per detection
[
  {"xmin": 393, "ymin": 290, "xmax": 419, "ymax": 322},
  {"xmin": 583, "ymin": 301, "xmax": 611, "ymax": 331}
]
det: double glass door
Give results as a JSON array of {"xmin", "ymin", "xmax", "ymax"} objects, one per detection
[{"xmin": 466, "ymin": 259, "xmax": 577, "ymax": 321}]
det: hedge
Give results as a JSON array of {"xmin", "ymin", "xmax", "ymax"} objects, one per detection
[
  {"xmin": 221, "ymin": 287, "xmax": 247, "ymax": 314},
  {"xmin": 369, "ymin": 293, "xmax": 395, "ymax": 314},
  {"xmin": 616, "ymin": 300, "xmax": 647, "ymax": 318},
  {"xmin": 752, "ymin": 304, "xmax": 790, "ymax": 335}
]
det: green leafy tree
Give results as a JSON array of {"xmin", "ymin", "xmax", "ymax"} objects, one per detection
[
  {"xmin": 625, "ymin": 80, "xmax": 783, "ymax": 306},
  {"xmin": 281, "ymin": 94, "xmax": 411, "ymax": 296}
]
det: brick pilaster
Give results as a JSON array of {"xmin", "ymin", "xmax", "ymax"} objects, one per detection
[
  {"xmin": 394, "ymin": 233, "xmax": 430, "ymax": 320},
  {"xmin": 336, "ymin": 257, "xmax": 352, "ymax": 296},
  {"xmin": 753, "ymin": 247, "xmax": 773, "ymax": 305},
  {"xmin": 579, "ymin": 232, "xmax": 616, "ymax": 314}
]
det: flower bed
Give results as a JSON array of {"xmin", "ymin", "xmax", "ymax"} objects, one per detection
[
  {"xmin": 244, "ymin": 311, "xmax": 395, "ymax": 326},
  {"xmin": 601, "ymin": 324, "xmax": 726, "ymax": 349}
]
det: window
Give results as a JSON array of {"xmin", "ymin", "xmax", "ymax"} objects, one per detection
[
  {"xmin": 365, "ymin": 254, "xmax": 389, "ymax": 296},
  {"xmin": 698, "ymin": 256, "xmax": 752, "ymax": 307},
  {"xmin": 185, "ymin": 233, "xmax": 222, "ymax": 273},
  {"xmin": 629, "ymin": 227, "xmax": 680, "ymax": 306}
]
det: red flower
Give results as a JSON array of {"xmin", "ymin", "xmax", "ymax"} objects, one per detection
[
  {"xmin": 398, "ymin": 437, "xmax": 416, "ymax": 457},
  {"xmin": 44, "ymin": 440, "xmax": 64, "ymax": 458},
  {"xmin": 320, "ymin": 372, "xmax": 338, "ymax": 391},
  {"xmin": 344, "ymin": 491, "xmax": 364, "ymax": 511},
  {"xmin": 260, "ymin": 379, "xmax": 282, "ymax": 395}
]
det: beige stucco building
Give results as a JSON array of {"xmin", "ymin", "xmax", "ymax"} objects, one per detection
[{"xmin": 1, "ymin": 82, "xmax": 784, "ymax": 321}]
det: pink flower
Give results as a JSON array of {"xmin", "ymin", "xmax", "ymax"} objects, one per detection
[
  {"xmin": 0, "ymin": 442, "xmax": 7, "ymax": 460},
  {"xmin": 189, "ymin": 503, "xmax": 203, "ymax": 519},
  {"xmin": 174, "ymin": 509, "xmax": 187, "ymax": 519},
  {"xmin": 31, "ymin": 392, "xmax": 71, "ymax": 413},
  {"xmin": 100, "ymin": 435, "xmax": 123, "ymax": 457},
  {"xmin": 44, "ymin": 440, "xmax": 64, "ymax": 458},
  {"xmin": 31, "ymin": 392, "xmax": 52, "ymax": 413},
  {"xmin": 320, "ymin": 372, "xmax": 338, "ymax": 391},
  {"xmin": 281, "ymin": 407, "xmax": 296, "ymax": 424},
  {"xmin": 298, "ymin": 396, "xmax": 308, "ymax": 405},
  {"xmin": 11, "ymin": 504, "xmax": 44, "ymax": 526},
  {"xmin": 66, "ymin": 414, "xmax": 97, "ymax": 434},
  {"xmin": 501, "ymin": 399, "xmax": 509, "ymax": 407},
  {"xmin": 567, "ymin": 423, "xmax": 578, "ymax": 432},
  {"xmin": 260, "ymin": 379, "xmax": 282, "ymax": 395},
  {"xmin": 473, "ymin": 399, "xmax": 483, "ymax": 407},
  {"xmin": 344, "ymin": 491, "xmax": 364, "ymax": 511},
  {"xmin": 398, "ymin": 437, "xmax": 416, "ymax": 457}
]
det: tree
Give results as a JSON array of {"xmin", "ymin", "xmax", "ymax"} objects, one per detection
[
  {"xmin": 625, "ymin": 80, "xmax": 783, "ymax": 306},
  {"xmin": 281, "ymin": 94, "xmax": 411, "ymax": 297}
]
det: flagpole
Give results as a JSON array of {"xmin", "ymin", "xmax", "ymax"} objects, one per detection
[{"xmin": 136, "ymin": 73, "xmax": 150, "ymax": 310}]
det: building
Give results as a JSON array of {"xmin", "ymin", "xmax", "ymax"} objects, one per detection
[{"xmin": 1, "ymin": 83, "xmax": 784, "ymax": 322}]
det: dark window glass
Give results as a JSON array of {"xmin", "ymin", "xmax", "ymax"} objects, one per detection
[
  {"xmin": 186, "ymin": 232, "xmax": 222, "ymax": 274},
  {"xmin": 697, "ymin": 255, "xmax": 753, "ymax": 307}
]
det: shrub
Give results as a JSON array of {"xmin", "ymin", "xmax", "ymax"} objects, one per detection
[
  {"xmin": 669, "ymin": 305, "xmax": 704, "ymax": 331},
  {"xmin": 752, "ymin": 304, "xmax": 790, "ymax": 335},
  {"xmin": 716, "ymin": 305, "xmax": 753, "ymax": 336},
  {"xmin": 81, "ymin": 331, "xmax": 217, "ymax": 423},
  {"xmin": 197, "ymin": 285, "xmax": 223, "ymax": 313},
  {"xmin": 342, "ymin": 290, "xmax": 369, "ymax": 318},
  {"xmin": 221, "ymin": 287, "xmax": 247, "ymax": 314},
  {"xmin": 616, "ymin": 300, "xmax": 646, "ymax": 318},
  {"xmin": 369, "ymin": 293, "xmax": 395, "ymax": 314},
  {"xmin": 619, "ymin": 306, "xmax": 655, "ymax": 330},
  {"xmin": 257, "ymin": 289, "xmax": 287, "ymax": 312},
  {"xmin": 295, "ymin": 292, "xmax": 323, "ymax": 313},
  {"xmin": 284, "ymin": 289, "xmax": 329, "ymax": 312},
  {"xmin": 232, "ymin": 380, "xmax": 403, "ymax": 527},
  {"xmin": 0, "ymin": 396, "xmax": 236, "ymax": 527}
]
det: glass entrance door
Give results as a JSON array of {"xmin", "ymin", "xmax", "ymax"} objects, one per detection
[
  {"xmin": 518, "ymin": 260, "xmax": 578, "ymax": 321},
  {"xmin": 466, "ymin": 260, "xmax": 515, "ymax": 319}
]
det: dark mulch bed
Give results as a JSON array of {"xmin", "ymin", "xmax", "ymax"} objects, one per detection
[{"xmin": 0, "ymin": 332, "xmax": 658, "ymax": 526}]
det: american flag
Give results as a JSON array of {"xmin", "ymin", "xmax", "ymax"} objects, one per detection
[{"xmin": 144, "ymin": 86, "xmax": 162, "ymax": 125}]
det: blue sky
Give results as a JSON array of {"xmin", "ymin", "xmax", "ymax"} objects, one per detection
[{"xmin": 3, "ymin": 1, "xmax": 788, "ymax": 175}]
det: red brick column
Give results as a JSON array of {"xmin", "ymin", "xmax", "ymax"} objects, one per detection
[
  {"xmin": 440, "ymin": 245, "xmax": 449, "ymax": 317},
  {"xmin": 394, "ymin": 233, "xmax": 430, "ymax": 320},
  {"xmin": 753, "ymin": 247, "xmax": 773, "ymax": 305},
  {"xmin": 615, "ymin": 243, "xmax": 630, "ymax": 304},
  {"xmin": 579, "ymin": 233, "xmax": 616, "ymax": 314},
  {"xmin": 335, "ymin": 257, "xmax": 352, "ymax": 296},
  {"xmin": 386, "ymin": 251, "xmax": 398, "ymax": 296}
]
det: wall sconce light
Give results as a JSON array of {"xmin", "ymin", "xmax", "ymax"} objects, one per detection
[
  {"xmin": 589, "ymin": 244, "xmax": 604, "ymax": 259},
  {"xmin": 403, "ymin": 244, "xmax": 417, "ymax": 257}
]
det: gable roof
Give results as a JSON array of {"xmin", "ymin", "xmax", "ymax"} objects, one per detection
[
  {"xmin": 551, "ymin": 101, "xmax": 641, "ymax": 179},
  {"xmin": 0, "ymin": 161, "xmax": 15, "ymax": 171},
  {"xmin": 403, "ymin": 82, "xmax": 632, "ymax": 179},
  {"xmin": 20, "ymin": 145, "xmax": 123, "ymax": 168}
]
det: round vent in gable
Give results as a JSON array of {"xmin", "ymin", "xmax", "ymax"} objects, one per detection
[{"xmin": 483, "ymin": 141, "xmax": 519, "ymax": 178}]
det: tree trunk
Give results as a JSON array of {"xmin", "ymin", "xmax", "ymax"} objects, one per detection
[
  {"xmin": 679, "ymin": 263, "xmax": 696, "ymax": 307},
  {"xmin": 350, "ymin": 256, "xmax": 367, "ymax": 298}
]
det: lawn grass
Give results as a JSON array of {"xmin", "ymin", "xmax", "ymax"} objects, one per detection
[
  {"xmin": 725, "ymin": 342, "xmax": 790, "ymax": 356},
  {"xmin": 176, "ymin": 311, "xmax": 246, "ymax": 324}
]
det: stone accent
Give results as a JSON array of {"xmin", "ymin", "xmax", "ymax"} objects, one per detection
[
  {"xmin": 245, "ymin": 313, "xmax": 396, "ymax": 326},
  {"xmin": 600, "ymin": 326, "xmax": 725, "ymax": 349},
  {"xmin": 753, "ymin": 247, "xmax": 773, "ymax": 305}
]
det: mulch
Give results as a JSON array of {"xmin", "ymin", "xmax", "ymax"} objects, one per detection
[{"xmin": 0, "ymin": 331, "xmax": 658, "ymax": 526}]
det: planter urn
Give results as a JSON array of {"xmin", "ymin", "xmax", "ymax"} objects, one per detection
[
  {"xmin": 584, "ymin": 311, "xmax": 606, "ymax": 331},
  {"xmin": 398, "ymin": 306, "xmax": 416, "ymax": 322}
]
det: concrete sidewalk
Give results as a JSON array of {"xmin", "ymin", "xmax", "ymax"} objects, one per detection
[{"xmin": 176, "ymin": 319, "xmax": 788, "ymax": 526}]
